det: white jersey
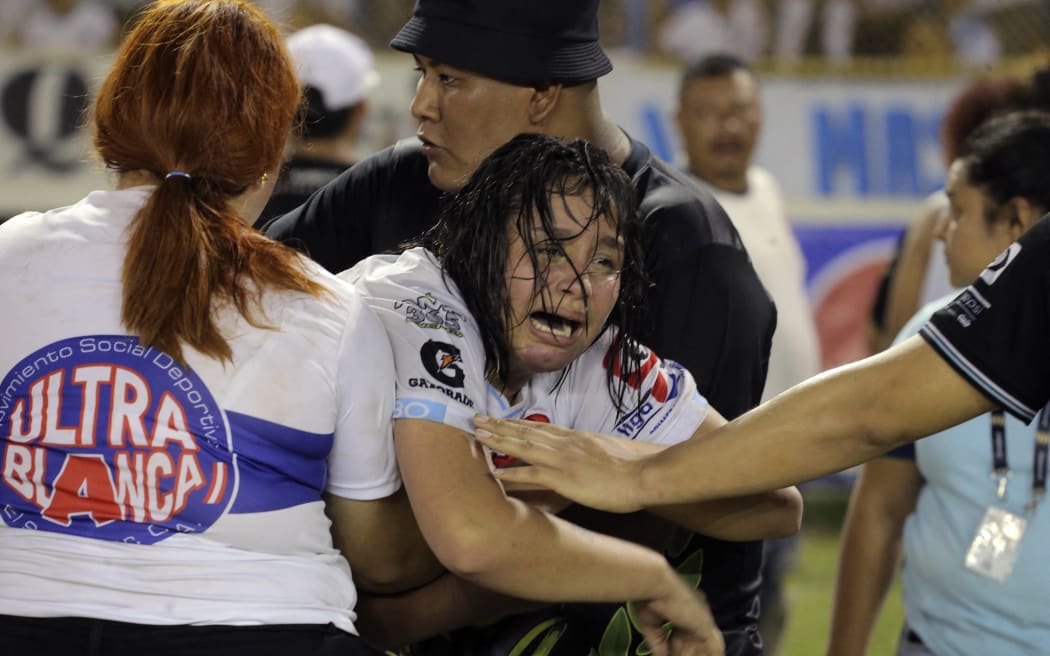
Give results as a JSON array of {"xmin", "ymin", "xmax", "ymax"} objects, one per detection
[
  {"xmin": 0, "ymin": 188, "xmax": 399, "ymax": 632},
  {"xmin": 342, "ymin": 248, "xmax": 709, "ymax": 457},
  {"xmin": 698, "ymin": 166, "xmax": 822, "ymax": 401}
]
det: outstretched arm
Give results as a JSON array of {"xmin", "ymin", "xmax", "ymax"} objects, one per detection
[
  {"xmin": 641, "ymin": 408, "xmax": 802, "ymax": 540},
  {"xmin": 476, "ymin": 336, "xmax": 992, "ymax": 510},
  {"xmin": 501, "ymin": 409, "xmax": 803, "ymax": 541}
]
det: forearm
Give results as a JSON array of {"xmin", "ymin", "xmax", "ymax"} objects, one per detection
[
  {"xmin": 827, "ymin": 458, "xmax": 920, "ymax": 655},
  {"xmin": 649, "ymin": 486, "xmax": 803, "ymax": 541},
  {"xmin": 444, "ymin": 495, "xmax": 682, "ymax": 603},
  {"xmin": 325, "ymin": 490, "xmax": 444, "ymax": 594},
  {"xmin": 825, "ymin": 513, "xmax": 902, "ymax": 655},
  {"xmin": 400, "ymin": 421, "xmax": 685, "ymax": 605},
  {"xmin": 354, "ymin": 573, "xmax": 542, "ymax": 649},
  {"xmin": 637, "ymin": 337, "xmax": 992, "ymax": 506}
]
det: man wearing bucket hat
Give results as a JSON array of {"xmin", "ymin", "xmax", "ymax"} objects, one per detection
[{"xmin": 262, "ymin": 2, "xmax": 777, "ymax": 654}]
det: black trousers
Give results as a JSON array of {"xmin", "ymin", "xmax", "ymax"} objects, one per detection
[{"xmin": 0, "ymin": 614, "xmax": 386, "ymax": 656}]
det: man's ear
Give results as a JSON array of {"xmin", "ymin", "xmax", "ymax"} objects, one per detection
[
  {"xmin": 1005, "ymin": 196, "xmax": 1044, "ymax": 240},
  {"xmin": 528, "ymin": 83, "xmax": 562, "ymax": 126}
]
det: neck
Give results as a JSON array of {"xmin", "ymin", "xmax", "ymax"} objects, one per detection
[
  {"xmin": 692, "ymin": 166, "xmax": 748, "ymax": 194},
  {"xmin": 490, "ymin": 371, "xmax": 526, "ymax": 405},
  {"xmin": 116, "ymin": 170, "xmax": 159, "ymax": 189},
  {"xmin": 587, "ymin": 117, "xmax": 632, "ymax": 167},
  {"xmin": 548, "ymin": 84, "xmax": 631, "ymax": 167}
]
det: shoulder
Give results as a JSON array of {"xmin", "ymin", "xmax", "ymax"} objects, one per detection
[
  {"xmin": 746, "ymin": 166, "xmax": 783, "ymax": 197},
  {"xmin": 636, "ymin": 156, "xmax": 744, "ymax": 250},
  {"xmin": 353, "ymin": 138, "xmax": 430, "ymax": 184},
  {"xmin": 302, "ymin": 138, "xmax": 430, "ymax": 201},
  {"xmin": 341, "ymin": 248, "xmax": 447, "ymax": 297},
  {"xmin": 290, "ymin": 256, "xmax": 377, "ymax": 321},
  {"xmin": 340, "ymin": 248, "xmax": 470, "ymax": 328},
  {"xmin": 0, "ymin": 209, "xmax": 45, "ymax": 236}
]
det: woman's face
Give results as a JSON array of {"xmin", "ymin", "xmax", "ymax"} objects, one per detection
[
  {"xmin": 941, "ymin": 159, "xmax": 1019, "ymax": 287},
  {"xmin": 502, "ymin": 190, "xmax": 623, "ymax": 392}
]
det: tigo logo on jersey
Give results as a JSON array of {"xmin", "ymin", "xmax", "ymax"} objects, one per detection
[{"xmin": 0, "ymin": 336, "xmax": 235, "ymax": 544}]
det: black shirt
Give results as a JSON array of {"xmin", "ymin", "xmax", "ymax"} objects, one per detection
[
  {"xmin": 922, "ymin": 212, "xmax": 1050, "ymax": 424},
  {"xmin": 257, "ymin": 155, "xmax": 355, "ymax": 228},
  {"xmin": 262, "ymin": 135, "xmax": 776, "ymax": 655}
]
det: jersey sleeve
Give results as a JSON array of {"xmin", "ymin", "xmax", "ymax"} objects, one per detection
[
  {"xmin": 920, "ymin": 215, "xmax": 1050, "ymax": 423},
  {"xmin": 561, "ymin": 332, "xmax": 710, "ymax": 446},
  {"xmin": 326, "ymin": 285, "xmax": 401, "ymax": 500},
  {"xmin": 340, "ymin": 252, "xmax": 487, "ymax": 435}
]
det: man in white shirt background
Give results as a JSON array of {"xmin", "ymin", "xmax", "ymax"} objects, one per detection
[{"xmin": 675, "ymin": 51, "xmax": 822, "ymax": 656}]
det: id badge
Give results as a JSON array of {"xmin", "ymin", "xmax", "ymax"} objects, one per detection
[{"xmin": 964, "ymin": 506, "xmax": 1027, "ymax": 582}]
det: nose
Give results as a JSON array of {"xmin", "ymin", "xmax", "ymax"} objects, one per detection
[
  {"xmin": 721, "ymin": 112, "xmax": 746, "ymax": 134},
  {"xmin": 547, "ymin": 258, "xmax": 593, "ymax": 299},
  {"xmin": 410, "ymin": 74, "xmax": 439, "ymax": 124}
]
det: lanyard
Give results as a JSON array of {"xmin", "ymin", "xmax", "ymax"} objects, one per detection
[{"xmin": 990, "ymin": 403, "xmax": 1050, "ymax": 511}]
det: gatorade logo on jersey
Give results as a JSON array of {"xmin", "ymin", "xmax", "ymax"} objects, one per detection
[
  {"xmin": 0, "ymin": 336, "xmax": 235, "ymax": 545},
  {"xmin": 491, "ymin": 413, "xmax": 549, "ymax": 468},
  {"xmin": 420, "ymin": 340, "xmax": 466, "ymax": 388}
]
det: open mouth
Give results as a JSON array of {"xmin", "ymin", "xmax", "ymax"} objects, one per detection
[{"xmin": 530, "ymin": 311, "xmax": 581, "ymax": 339}]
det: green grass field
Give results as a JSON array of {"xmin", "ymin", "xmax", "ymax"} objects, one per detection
[{"xmin": 775, "ymin": 485, "xmax": 905, "ymax": 656}]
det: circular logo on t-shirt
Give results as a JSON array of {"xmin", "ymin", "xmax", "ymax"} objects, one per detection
[
  {"xmin": 420, "ymin": 340, "xmax": 465, "ymax": 388},
  {"xmin": 0, "ymin": 336, "xmax": 235, "ymax": 544}
]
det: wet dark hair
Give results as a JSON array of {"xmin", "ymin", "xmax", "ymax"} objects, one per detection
[
  {"xmin": 420, "ymin": 133, "xmax": 646, "ymax": 412},
  {"xmin": 956, "ymin": 110, "xmax": 1050, "ymax": 225}
]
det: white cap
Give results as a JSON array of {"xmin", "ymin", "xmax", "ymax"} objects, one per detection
[{"xmin": 287, "ymin": 24, "xmax": 381, "ymax": 110}]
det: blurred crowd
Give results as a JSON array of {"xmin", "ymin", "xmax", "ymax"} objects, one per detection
[{"xmin": 3, "ymin": 0, "xmax": 1049, "ymax": 70}]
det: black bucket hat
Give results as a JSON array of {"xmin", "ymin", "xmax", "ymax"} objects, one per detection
[{"xmin": 390, "ymin": 0, "xmax": 613, "ymax": 85}]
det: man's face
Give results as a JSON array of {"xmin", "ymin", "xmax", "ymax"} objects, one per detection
[
  {"xmin": 675, "ymin": 70, "xmax": 762, "ymax": 193},
  {"xmin": 411, "ymin": 55, "xmax": 537, "ymax": 192}
]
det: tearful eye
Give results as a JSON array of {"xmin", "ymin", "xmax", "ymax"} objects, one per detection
[{"xmin": 589, "ymin": 256, "xmax": 619, "ymax": 273}]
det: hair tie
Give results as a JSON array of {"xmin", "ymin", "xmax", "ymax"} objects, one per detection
[{"xmin": 165, "ymin": 171, "xmax": 192, "ymax": 180}]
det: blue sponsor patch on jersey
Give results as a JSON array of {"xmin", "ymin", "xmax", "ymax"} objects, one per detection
[{"xmin": 394, "ymin": 397, "xmax": 448, "ymax": 422}]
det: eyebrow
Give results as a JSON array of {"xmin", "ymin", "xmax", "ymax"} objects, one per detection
[
  {"xmin": 413, "ymin": 54, "xmax": 459, "ymax": 73},
  {"xmin": 535, "ymin": 226, "xmax": 623, "ymax": 249}
]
